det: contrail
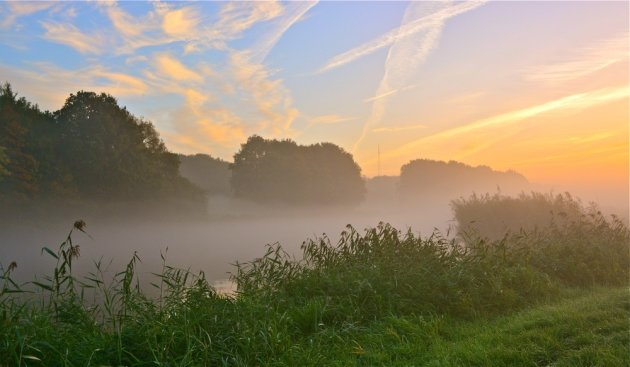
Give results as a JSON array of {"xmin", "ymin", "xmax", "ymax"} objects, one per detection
[
  {"xmin": 351, "ymin": 1, "xmax": 487, "ymax": 155},
  {"xmin": 381, "ymin": 85, "xmax": 630, "ymax": 162},
  {"xmin": 252, "ymin": 1, "xmax": 318, "ymax": 63},
  {"xmin": 320, "ymin": 1, "xmax": 487, "ymax": 74},
  {"xmin": 363, "ymin": 89, "xmax": 399, "ymax": 103}
]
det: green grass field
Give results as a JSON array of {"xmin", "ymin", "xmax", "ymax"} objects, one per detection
[{"xmin": 299, "ymin": 287, "xmax": 629, "ymax": 367}]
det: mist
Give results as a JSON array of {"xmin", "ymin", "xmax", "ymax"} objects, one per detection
[
  {"xmin": 0, "ymin": 190, "xmax": 455, "ymax": 290},
  {"xmin": 3, "ymin": 173, "xmax": 627, "ymax": 294}
]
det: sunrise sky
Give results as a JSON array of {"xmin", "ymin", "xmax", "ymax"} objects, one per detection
[{"xmin": 1, "ymin": 1, "xmax": 628, "ymax": 203}]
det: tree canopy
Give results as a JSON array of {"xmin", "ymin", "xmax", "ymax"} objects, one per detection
[
  {"xmin": 0, "ymin": 145, "xmax": 8, "ymax": 178},
  {"xmin": 399, "ymin": 159, "xmax": 529, "ymax": 200},
  {"xmin": 0, "ymin": 83, "xmax": 201, "ymax": 203},
  {"xmin": 178, "ymin": 153, "xmax": 230, "ymax": 196},
  {"xmin": 230, "ymin": 136, "xmax": 365, "ymax": 205}
]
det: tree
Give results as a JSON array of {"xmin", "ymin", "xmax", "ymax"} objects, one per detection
[
  {"xmin": 230, "ymin": 136, "xmax": 365, "ymax": 205},
  {"xmin": 0, "ymin": 145, "xmax": 9, "ymax": 179},
  {"xmin": 178, "ymin": 154, "xmax": 231, "ymax": 195},
  {"xmin": 53, "ymin": 91, "xmax": 199, "ymax": 199},
  {"xmin": 0, "ymin": 83, "xmax": 42, "ymax": 198},
  {"xmin": 0, "ymin": 83, "xmax": 204, "ymax": 211},
  {"xmin": 399, "ymin": 159, "xmax": 529, "ymax": 201}
]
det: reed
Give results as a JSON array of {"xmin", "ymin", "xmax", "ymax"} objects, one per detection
[{"xmin": 0, "ymin": 196, "xmax": 627, "ymax": 365}]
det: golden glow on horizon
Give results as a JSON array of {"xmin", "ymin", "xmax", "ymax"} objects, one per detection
[{"xmin": 361, "ymin": 87, "xmax": 628, "ymax": 194}]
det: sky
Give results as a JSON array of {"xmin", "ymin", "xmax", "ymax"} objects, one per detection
[{"xmin": 0, "ymin": 1, "xmax": 628, "ymax": 204}]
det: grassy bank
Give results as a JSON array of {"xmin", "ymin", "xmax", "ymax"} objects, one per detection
[
  {"xmin": 304, "ymin": 287, "xmax": 629, "ymax": 366},
  {"xmin": 1, "ymin": 195, "xmax": 628, "ymax": 366}
]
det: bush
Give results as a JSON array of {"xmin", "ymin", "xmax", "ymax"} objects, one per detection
[
  {"xmin": 453, "ymin": 192, "xmax": 630, "ymax": 286},
  {"xmin": 236, "ymin": 223, "xmax": 558, "ymax": 321}
]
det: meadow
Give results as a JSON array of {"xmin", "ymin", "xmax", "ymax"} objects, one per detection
[{"xmin": 0, "ymin": 193, "xmax": 628, "ymax": 366}]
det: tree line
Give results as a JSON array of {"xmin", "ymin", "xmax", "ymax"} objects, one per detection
[
  {"xmin": 399, "ymin": 159, "xmax": 529, "ymax": 201},
  {"xmin": 0, "ymin": 83, "xmax": 201, "ymax": 203},
  {"xmin": 0, "ymin": 84, "xmax": 366, "ymax": 207},
  {"xmin": 1, "ymin": 82, "xmax": 529, "ymax": 209}
]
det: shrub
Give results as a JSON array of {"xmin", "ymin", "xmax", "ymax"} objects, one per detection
[{"xmin": 453, "ymin": 192, "xmax": 630, "ymax": 286}]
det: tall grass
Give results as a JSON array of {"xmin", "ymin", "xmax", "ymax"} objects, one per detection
[
  {"xmin": 453, "ymin": 192, "xmax": 629, "ymax": 286},
  {"xmin": 453, "ymin": 191, "xmax": 591, "ymax": 240},
  {"xmin": 0, "ymin": 194, "xmax": 628, "ymax": 365}
]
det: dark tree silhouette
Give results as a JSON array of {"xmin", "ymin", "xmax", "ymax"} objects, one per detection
[
  {"xmin": 399, "ymin": 159, "xmax": 529, "ymax": 201},
  {"xmin": 0, "ymin": 145, "xmax": 8, "ymax": 178},
  {"xmin": 231, "ymin": 136, "xmax": 365, "ymax": 205},
  {"xmin": 0, "ymin": 83, "xmax": 201, "ymax": 202},
  {"xmin": 178, "ymin": 153, "xmax": 231, "ymax": 195},
  {"xmin": 0, "ymin": 83, "xmax": 46, "ymax": 198},
  {"xmin": 54, "ymin": 91, "xmax": 199, "ymax": 199}
]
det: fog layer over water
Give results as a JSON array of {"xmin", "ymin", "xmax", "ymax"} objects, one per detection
[
  {"xmin": 0, "ymin": 195, "xmax": 454, "ymax": 289},
  {"xmin": 3, "ymin": 180, "xmax": 627, "ymax": 292}
]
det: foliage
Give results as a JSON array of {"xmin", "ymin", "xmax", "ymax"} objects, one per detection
[
  {"xmin": 237, "ymin": 223, "xmax": 558, "ymax": 321},
  {"xmin": 0, "ymin": 145, "xmax": 9, "ymax": 179},
  {"xmin": 178, "ymin": 153, "xmax": 231, "ymax": 195},
  {"xmin": 0, "ymin": 83, "xmax": 49, "ymax": 198},
  {"xmin": 399, "ymin": 159, "xmax": 529, "ymax": 200},
  {"xmin": 0, "ymin": 211, "xmax": 627, "ymax": 365},
  {"xmin": 304, "ymin": 287, "xmax": 629, "ymax": 366},
  {"xmin": 453, "ymin": 191, "xmax": 585, "ymax": 239},
  {"xmin": 453, "ymin": 192, "xmax": 630, "ymax": 286},
  {"xmin": 0, "ymin": 83, "xmax": 201, "ymax": 203},
  {"xmin": 230, "ymin": 135, "xmax": 365, "ymax": 205}
]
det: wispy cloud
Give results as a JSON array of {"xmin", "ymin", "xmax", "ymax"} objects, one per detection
[
  {"xmin": 0, "ymin": 62, "xmax": 148, "ymax": 109},
  {"xmin": 160, "ymin": 79, "xmax": 251, "ymax": 156},
  {"xmin": 94, "ymin": 70, "xmax": 148, "ymax": 96},
  {"xmin": 442, "ymin": 86, "xmax": 629, "ymax": 138},
  {"xmin": 101, "ymin": 2, "xmax": 150, "ymax": 38},
  {"xmin": 249, "ymin": 1, "xmax": 318, "ymax": 63},
  {"xmin": 185, "ymin": 1, "xmax": 283, "ymax": 54},
  {"xmin": 526, "ymin": 32, "xmax": 629, "ymax": 84},
  {"xmin": 363, "ymin": 85, "xmax": 416, "ymax": 103},
  {"xmin": 309, "ymin": 114, "xmax": 356, "ymax": 125},
  {"xmin": 214, "ymin": 1, "xmax": 283, "ymax": 43},
  {"xmin": 567, "ymin": 132, "xmax": 613, "ymax": 144},
  {"xmin": 154, "ymin": 53, "xmax": 203, "ymax": 83},
  {"xmin": 162, "ymin": 7, "xmax": 201, "ymax": 37},
  {"xmin": 99, "ymin": 1, "xmax": 203, "ymax": 55},
  {"xmin": 372, "ymin": 124, "xmax": 426, "ymax": 133},
  {"xmin": 229, "ymin": 51, "xmax": 298, "ymax": 136},
  {"xmin": 167, "ymin": 99, "xmax": 247, "ymax": 155},
  {"xmin": 319, "ymin": 1, "xmax": 486, "ymax": 74},
  {"xmin": 152, "ymin": 47, "xmax": 303, "ymax": 155},
  {"xmin": 41, "ymin": 22, "xmax": 105, "ymax": 54},
  {"xmin": 507, "ymin": 142, "xmax": 627, "ymax": 167},
  {"xmin": 352, "ymin": 1, "xmax": 485, "ymax": 153},
  {"xmin": 363, "ymin": 89, "xmax": 399, "ymax": 103},
  {"xmin": 383, "ymin": 86, "xmax": 630, "ymax": 162},
  {"xmin": 99, "ymin": 2, "xmax": 290, "ymax": 56},
  {"xmin": 1, "ymin": 2, "xmax": 55, "ymax": 29}
]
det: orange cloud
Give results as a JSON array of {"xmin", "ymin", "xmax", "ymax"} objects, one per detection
[
  {"xmin": 154, "ymin": 53, "xmax": 202, "ymax": 83},
  {"xmin": 162, "ymin": 8, "xmax": 200, "ymax": 37},
  {"xmin": 385, "ymin": 85, "xmax": 629, "ymax": 162},
  {"xmin": 1, "ymin": 2, "xmax": 55, "ymax": 29},
  {"xmin": 229, "ymin": 51, "xmax": 298, "ymax": 136},
  {"xmin": 41, "ymin": 22, "xmax": 104, "ymax": 54}
]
